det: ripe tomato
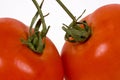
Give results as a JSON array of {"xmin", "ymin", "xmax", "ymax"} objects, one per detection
[
  {"xmin": 0, "ymin": 18, "xmax": 63, "ymax": 80},
  {"xmin": 61, "ymin": 4, "xmax": 120, "ymax": 80}
]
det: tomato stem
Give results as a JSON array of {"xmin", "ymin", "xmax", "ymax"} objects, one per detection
[
  {"xmin": 29, "ymin": 0, "xmax": 44, "ymax": 36},
  {"xmin": 56, "ymin": 0, "xmax": 75, "ymax": 21},
  {"xmin": 56, "ymin": 0, "xmax": 91, "ymax": 43},
  {"xmin": 21, "ymin": 0, "xmax": 50, "ymax": 53}
]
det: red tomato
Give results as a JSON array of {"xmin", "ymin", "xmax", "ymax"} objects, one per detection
[
  {"xmin": 61, "ymin": 4, "xmax": 120, "ymax": 80},
  {"xmin": 0, "ymin": 18, "xmax": 63, "ymax": 80}
]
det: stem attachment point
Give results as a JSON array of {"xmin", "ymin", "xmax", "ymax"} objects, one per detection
[
  {"xmin": 21, "ymin": 0, "xmax": 50, "ymax": 54},
  {"xmin": 56, "ymin": 0, "xmax": 91, "ymax": 43}
]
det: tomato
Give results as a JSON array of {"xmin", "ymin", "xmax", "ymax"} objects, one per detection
[
  {"xmin": 0, "ymin": 0, "xmax": 63, "ymax": 79},
  {"xmin": 59, "ymin": 3, "xmax": 120, "ymax": 80},
  {"xmin": 0, "ymin": 17, "xmax": 63, "ymax": 80}
]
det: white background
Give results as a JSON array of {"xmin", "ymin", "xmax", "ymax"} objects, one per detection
[{"xmin": 0, "ymin": 0, "xmax": 120, "ymax": 53}]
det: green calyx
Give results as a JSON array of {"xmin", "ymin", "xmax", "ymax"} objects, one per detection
[
  {"xmin": 56, "ymin": 0, "xmax": 91, "ymax": 43},
  {"xmin": 21, "ymin": 0, "xmax": 50, "ymax": 54}
]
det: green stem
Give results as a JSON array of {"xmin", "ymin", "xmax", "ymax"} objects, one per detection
[
  {"xmin": 56, "ymin": 0, "xmax": 76, "ymax": 21},
  {"xmin": 32, "ymin": 0, "xmax": 47, "ymax": 33},
  {"xmin": 21, "ymin": 0, "xmax": 49, "ymax": 53},
  {"xmin": 29, "ymin": 0, "xmax": 44, "ymax": 36},
  {"xmin": 56, "ymin": 0, "xmax": 91, "ymax": 43}
]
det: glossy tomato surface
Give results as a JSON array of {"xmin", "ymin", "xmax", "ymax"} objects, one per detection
[
  {"xmin": 0, "ymin": 18, "xmax": 63, "ymax": 80},
  {"xmin": 61, "ymin": 4, "xmax": 120, "ymax": 80}
]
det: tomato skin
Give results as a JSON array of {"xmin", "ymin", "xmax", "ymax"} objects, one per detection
[
  {"xmin": 0, "ymin": 18, "xmax": 63, "ymax": 80},
  {"xmin": 61, "ymin": 4, "xmax": 120, "ymax": 80}
]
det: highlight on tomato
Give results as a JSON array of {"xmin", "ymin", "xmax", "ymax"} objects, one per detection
[
  {"xmin": 57, "ymin": 0, "xmax": 120, "ymax": 80},
  {"xmin": 0, "ymin": 0, "xmax": 64, "ymax": 80}
]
